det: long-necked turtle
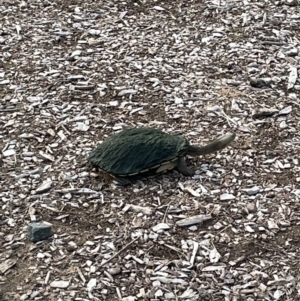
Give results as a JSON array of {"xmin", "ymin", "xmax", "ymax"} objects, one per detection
[{"xmin": 88, "ymin": 128, "xmax": 235, "ymax": 185}]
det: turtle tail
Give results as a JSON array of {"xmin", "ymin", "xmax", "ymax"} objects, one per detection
[{"xmin": 187, "ymin": 133, "xmax": 235, "ymax": 156}]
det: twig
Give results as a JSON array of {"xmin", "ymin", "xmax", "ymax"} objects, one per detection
[
  {"xmin": 162, "ymin": 204, "xmax": 170, "ymax": 223},
  {"xmin": 0, "ymin": 108, "xmax": 18, "ymax": 112},
  {"xmin": 100, "ymin": 236, "xmax": 140, "ymax": 267},
  {"xmin": 76, "ymin": 267, "xmax": 86, "ymax": 284},
  {"xmin": 44, "ymin": 271, "xmax": 51, "ymax": 284},
  {"xmin": 116, "ymin": 287, "xmax": 122, "ymax": 300},
  {"xmin": 261, "ymin": 41, "xmax": 285, "ymax": 46},
  {"xmin": 55, "ymin": 188, "xmax": 100, "ymax": 194},
  {"xmin": 190, "ymin": 241, "xmax": 199, "ymax": 266},
  {"xmin": 163, "ymin": 244, "xmax": 184, "ymax": 256}
]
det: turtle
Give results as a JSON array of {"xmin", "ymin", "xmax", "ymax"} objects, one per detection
[{"xmin": 88, "ymin": 128, "xmax": 235, "ymax": 185}]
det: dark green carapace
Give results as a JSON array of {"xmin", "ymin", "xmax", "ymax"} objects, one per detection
[
  {"xmin": 88, "ymin": 128, "xmax": 188, "ymax": 176},
  {"xmin": 88, "ymin": 127, "xmax": 235, "ymax": 185}
]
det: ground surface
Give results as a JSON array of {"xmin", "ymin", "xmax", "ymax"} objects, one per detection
[{"xmin": 1, "ymin": 0, "xmax": 300, "ymax": 300}]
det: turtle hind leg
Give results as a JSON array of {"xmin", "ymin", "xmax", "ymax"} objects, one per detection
[
  {"xmin": 176, "ymin": 157, "xmax": 195, "ymax": 177},
  {"xmin": 114, "ymin": 176, "xmax": 134, "ymax": 186}
]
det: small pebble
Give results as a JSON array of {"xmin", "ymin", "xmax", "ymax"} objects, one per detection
[
  {"xmin": 2, "ymin": 149, "xmax": 16, "ymax": 157},
  {"xmin": 241, "ymin": 186, "xmax": 260, "ymax": 195},
  {"xmin": 50, "ymin": 280, "xmax": 69, "ymax": 288},
  {"xmin": 220, "ymin": 193, "xmax": 235, "ymax": 201},
  {"xmin": 152, "ymin": 223, "xmax": 171, "ymax": 232},
  {"xmin": 246, "ymin": 203, "xmax": 257, "ymax": 213},
  {"xmin": 108, "ymin": 267, "xmax": 121, "ymax": 275}
]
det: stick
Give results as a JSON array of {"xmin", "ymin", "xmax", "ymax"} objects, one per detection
[{"xmin": 100, "ymin": 236, "xmax": 140, "ymax": 267}]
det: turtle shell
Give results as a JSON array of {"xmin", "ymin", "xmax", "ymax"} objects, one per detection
[{"xmin": 88, "ymin": 128, "xmax": 189, "ymax": 176}]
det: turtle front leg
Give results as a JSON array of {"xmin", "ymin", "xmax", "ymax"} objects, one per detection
[{"xmin": 176, "ymin": 157, "xmax": 195, "ymax": 177}]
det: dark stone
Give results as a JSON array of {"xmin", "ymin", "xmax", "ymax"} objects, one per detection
[
  {"xmin": 28, "ymin": 222, "xmax": 53, "ymax": 242},
  {"xmin": 250, "ymin": 78, "xmax": 273, "ymax": 88}
]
